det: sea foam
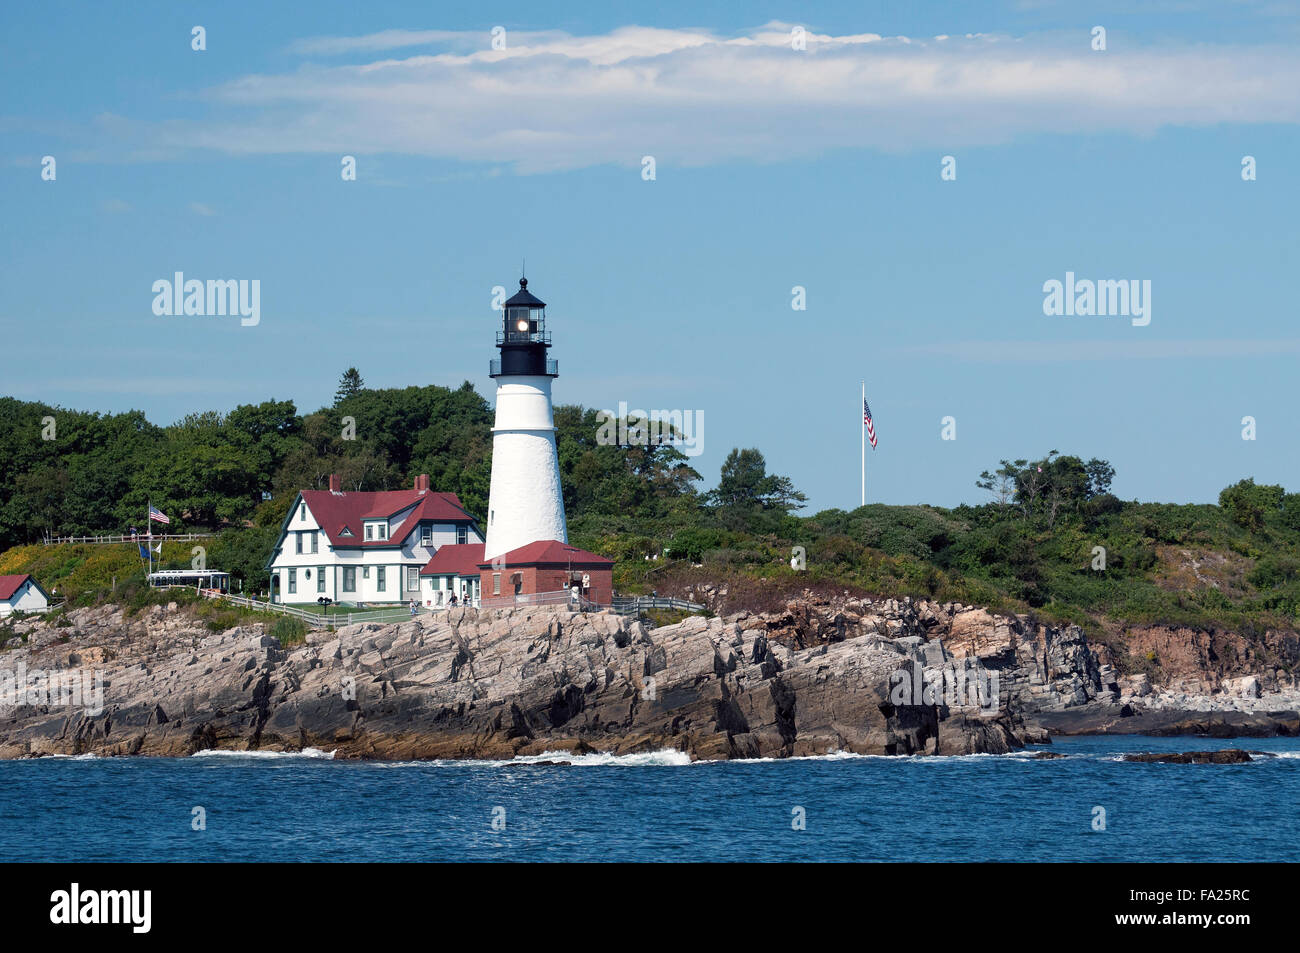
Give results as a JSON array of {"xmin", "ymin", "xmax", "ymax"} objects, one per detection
[{"xmin": 190, "ymin": 747, "xmax": 337, "ymax": 760}]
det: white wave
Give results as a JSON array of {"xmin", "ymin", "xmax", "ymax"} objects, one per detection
[
  {"xmin": 41, "ymin": 752, "xmax": 100, "ymax": 760},
  {"xmin": 517, "ymin": 749, "xmax": 695, "ymax": 767},
  {"xmin": 479, "ymin": 749, "xmax": 693, "ymax": 767},
  {"xmin": 190, "ymin": 747, "xmax": 337, "ymax": 760},
  {"xmin": 706, "ymin": 749, "xmax": 896, "ymax": 764},
  {"xmin": 365, "ymin": 747, "xmax": 1083, "ymax": 768},
  {"xmin": 364, "ymin": 748, "xmax": 694, "ymax": 768}
]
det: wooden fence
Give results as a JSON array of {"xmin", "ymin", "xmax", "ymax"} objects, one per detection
[
  {"xmin": 611, "ymin": 595, "xmax": 707, "ymax": 616},
  {"xmin": 43, "ymin": 532, "xmax": 213, "ymax": 546},
  {"xmin": 161, "ymin": 589, "xmax": 705, "ymax": 631}
]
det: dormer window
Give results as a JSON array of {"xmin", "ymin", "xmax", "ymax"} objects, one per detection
[
  {"xmin": 365, "ymin": 521, "xmax": 388, "ymax": 541},
  {"xmin": 421, "ymin": 525, "xmax": 433, "ymax": 546}
]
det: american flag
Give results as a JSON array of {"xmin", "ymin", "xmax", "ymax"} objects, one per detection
[
  {"xmin": 148, "ymin": 504, "xmax": 170, "ymax": 525},
  {"xmin": 863, "ymin": 398, "xmax": 877, "ymax": 449}
]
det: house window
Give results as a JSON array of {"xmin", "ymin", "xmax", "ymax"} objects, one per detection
[
  {"xmin": 363, "ymin": 567, "xmax": 370, "ymax": 579},
  {"xmin": 295, "ymin": 532, "xmax": 303, "ymax": 555},
  {"xmin": 365, "ymin": 524, "xmax": 373, "ymax": 541},
  {"xmin": 299, "ymin": 503, "xmax": 306, "ymax": 521},
  {"xmin": 343, "ymin": 567, "xmax": 356, "ymax": 592},
  {"xmin": 493, "ymin": 573, "xmax": 501, "ymax": 595},
  {"xmin": 421, "ymin": 525, "xmax": 432, "ymax": 546},
  {"xmin": 287, "ymin": 569, "xmax": 297, "ymax": 594},
  {"xmin": 377, "ymin": 566, "xmax": 386, "ymax": 592},
  {"xmin": 407, "ymin": 567, "xmax": 419, "ymax": 590},
  {"xmin": 317, "ymin": 567, "xmax": 325, "ymax": 593},
  {"xmin": 457, "ymin": 525, "xmax": 468, "ymax": 545},
  {"xmin": 310, "ymin": 531, "xmax": 319, "ymax": 554}
]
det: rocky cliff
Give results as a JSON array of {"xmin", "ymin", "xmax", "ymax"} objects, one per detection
[
  {"xmin": 1, "ymin": 593, "xmax": 1296, "ymax": 761},
  {"xmin": 0, "ymin": 600, "xmax": 1044, "ymax": 760},
  {"xmin": 687, "ymin": 585, "xmax": 1300, "ymax": 699}
]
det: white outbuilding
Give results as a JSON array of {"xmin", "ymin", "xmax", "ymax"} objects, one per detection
[{"xmin": 0, "ymin": 574, "xmax": 52, "ymax": 617}]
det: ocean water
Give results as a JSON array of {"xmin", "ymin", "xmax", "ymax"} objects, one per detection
[{"xmin": 3, "ymin": 735, "xmax": 1297, "ymax": 862}]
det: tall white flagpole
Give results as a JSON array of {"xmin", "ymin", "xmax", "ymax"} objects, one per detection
[{"xmin": 861, "ymin": 380, "xmax": 866, "ymax": 507}]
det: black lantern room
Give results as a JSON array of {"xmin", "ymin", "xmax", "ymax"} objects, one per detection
[{"xmin": 491, "ymin": 277, "xmax": 557, "ymax": 378}]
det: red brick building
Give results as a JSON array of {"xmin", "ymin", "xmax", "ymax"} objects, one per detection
[{"xmin": 477, "ymin": 540, "xmax": 613, "ymax": 608}]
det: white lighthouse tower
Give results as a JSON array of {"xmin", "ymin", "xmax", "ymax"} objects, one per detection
[{"xmin": 483, "ymin": 277, "xmax": 568, "ymax": 562}]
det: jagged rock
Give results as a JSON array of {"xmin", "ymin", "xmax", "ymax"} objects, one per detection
[
  {"xmin": 0, "ymin": 601, "xmax": 1041, "ymax": 761},
  {"xmin": 3, "ymin": 595, "xmax": 1297, "ymax": 760},
  {"xmin": 1124, "ymin": 749, "xmax": 1253, "ymax": 764}
]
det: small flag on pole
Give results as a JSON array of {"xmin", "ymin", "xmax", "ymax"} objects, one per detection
[
  {"xmin": 138, "ymin": 543, "xmax": 150, "ymax": 560},
  {"xmin": 148, "ymin": 504, "xmax": 170, "ymax": 525},
  {"xmin": 863, "ymin": 398, "xmax": 878, "ymax": 449}
]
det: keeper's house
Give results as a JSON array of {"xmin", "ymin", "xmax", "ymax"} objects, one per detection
[
  {"xmin": 266, "ymin": 474, "xmax": 484, "ymax": 606},
  {"xmin": 0, "ymin": 574, "xmax": 51, "ymax": 617}
]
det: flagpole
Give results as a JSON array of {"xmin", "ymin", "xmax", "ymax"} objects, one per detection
[{"xmin": 861, "ymin": 380, "xmax": 866, "ymax": 508}]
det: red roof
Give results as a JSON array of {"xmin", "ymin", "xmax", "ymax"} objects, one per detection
[
  {"xmin": 0, "ymin": 574, "xmax": 34, "ymax": 600},
  {"xmin": 476, "ymin": 540, "xmax": 613, "ymax": 569},
  {"xmin": 301, "ymin": 489, "xmax": 476, "ymax": 548},
  {"xmin": 420, "ymin": 543, "xmax": 486, "ymax": 577}
]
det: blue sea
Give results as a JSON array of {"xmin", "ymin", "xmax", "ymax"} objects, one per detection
[{"xmin": 3, "ymin": 736, "xmax": 1297, "ymax": 862}]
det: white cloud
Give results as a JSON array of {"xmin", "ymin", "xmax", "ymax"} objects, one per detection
[
  {"xmin": 78, "ymin": 23, "xmax": 1300, "ymax": 172},
  {"xmin": 189, "ymin": 202, "xmax": 217, "ymax": 216}
]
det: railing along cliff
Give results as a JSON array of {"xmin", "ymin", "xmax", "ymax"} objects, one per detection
[
  {"xmin": 43, "ymin": 532, "xmax": 213, "ymax": 546},
  {"xmin": 611, "ymin": 596, "xmax": 707, "ymax": 616}
]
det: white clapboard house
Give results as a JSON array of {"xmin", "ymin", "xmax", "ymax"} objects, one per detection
[
  {"xmin": 0, "ymin": 574, "xmax": 52, "ymax": 617},
  {"xmin": 265, "ymin": 474, "xmax": 484, "ymax": 607}
]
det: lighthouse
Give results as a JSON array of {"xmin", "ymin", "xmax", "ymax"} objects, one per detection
[{"xmin": 483, "ymin": 277, "xmax": 568, "ymax": 562}]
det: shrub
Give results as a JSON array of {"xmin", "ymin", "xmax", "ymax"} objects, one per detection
[
  {"xmin": 1219, "ymin": 479, "xmax": 1284, "ymax": 532},
  {"xmin": 269, "ymin": 615, "xmax": 307, "ymax": 647}
]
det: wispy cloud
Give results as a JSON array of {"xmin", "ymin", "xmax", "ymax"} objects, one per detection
[
  {"xmin": 189, "ymin": 202, "xmax": 217, "ymax": 216},
  {"xmin": 51, "ymin": 23, "xmax": 1300, "ymax": 172},
  {"xmin": 288, "ymin": 28, "xmax": 480, "ymax": 55}
]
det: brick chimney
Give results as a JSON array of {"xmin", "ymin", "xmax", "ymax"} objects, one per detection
[
  {"xmin": 414, "ymin": 474, "xmax": 431, "ymax": 492},
  {"xmin": 328, "ymin": 473, "xmax": 341, "ymax": 492}
]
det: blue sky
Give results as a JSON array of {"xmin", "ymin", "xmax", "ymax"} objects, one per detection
[{"xmin": 2, "ymin": 1, "xmax": 1298, "ymax": 513}]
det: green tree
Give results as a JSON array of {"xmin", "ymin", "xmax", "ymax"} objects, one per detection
[
  {"xmin": 1218, "ymin": 478, "xmax": 1284, "ymax": 532},
  {"xmin": 334, "ymin": 368, "xmax": 365, "ymax": 405},
  {"xmin": 977, "ymin": 452, "xmax": 1114, "ymax": 527},
  {"xmin": 707, "ymin": 448, "xmax": 806, "ymax": 530}
]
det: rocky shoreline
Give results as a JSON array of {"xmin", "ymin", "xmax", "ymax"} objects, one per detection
[{"xmin": 0, "ymin": 594, "xmax": 1296, "ymax": 760}]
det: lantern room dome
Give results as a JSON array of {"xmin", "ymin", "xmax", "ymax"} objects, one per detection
[{"xmin": 505, "ymin": 277, "xmax": 545, "ymax": 310}]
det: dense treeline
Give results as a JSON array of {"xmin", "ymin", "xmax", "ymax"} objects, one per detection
[
  {"xmin": 0, "ymin": 374, "xmax": 805, "ymax": 587},
  {"xmin": 1, "ymin": 386, "xmax": 735, "ymax": 544},
  {"xmin": 4, "ymin": 374, "xmax": 1300, "ymax": 641}
]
